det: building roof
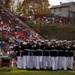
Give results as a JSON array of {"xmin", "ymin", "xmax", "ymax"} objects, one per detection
[{"xmin": 50, "ymin": 2, "xmax": 75, "ymax": 9}]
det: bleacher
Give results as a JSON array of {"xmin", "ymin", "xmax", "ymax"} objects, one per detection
[{"xmin": 0, "ymin": 2, "xmax": 43, "ymax": 63}]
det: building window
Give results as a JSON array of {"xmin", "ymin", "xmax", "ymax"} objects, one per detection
[
  {"xmin": 54, "ymin": 8, "xmax": 56, "ymax": 12},
  {"xmin": 59, "ymin": 8, "xmax": 62, "ymax": 12}
]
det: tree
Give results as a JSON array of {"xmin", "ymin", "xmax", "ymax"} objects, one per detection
[
  {"xmin": 22, "ymin": 0, "xmax": 50, "ymax": 15},
  {"xmin": 22, "ymin": 0, "xmax": 29, "ymax": 9},
  {"xmin": 16, "ymin": 3, "xmax": 28, "ymax": 16},
  {"xmin": 0, "ymin": 0, "xmax": 11, "ymax": 8},
  {"xmin": 0, "ymin": 0, "xmax": 50, "ymax": 16}
]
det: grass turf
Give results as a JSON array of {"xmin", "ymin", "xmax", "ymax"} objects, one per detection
[{"xmin": 0, "ymin": 67, "xmax": 75, "ymax": 75}]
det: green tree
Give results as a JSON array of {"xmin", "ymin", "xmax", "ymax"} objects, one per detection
[{"xmin": 16, "ymin": 3, "xmax": 27, "ymax": 16}]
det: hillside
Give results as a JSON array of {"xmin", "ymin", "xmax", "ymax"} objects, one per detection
[
  {"xmin": 28, "ymin": 23, "xmax": 75, "ymax": 40},
  {"xmin": 39, "ymin": 24, "xmax": 75, "ymax": 40},
  {"xmin": 20, "ymin": 16, "xmax": 75, "ymax": 40}
]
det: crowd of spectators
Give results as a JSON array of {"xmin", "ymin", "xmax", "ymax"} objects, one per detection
[
  {"xmin": 0, "ymin": 7, "xmax": 43, "ymax": 56},
  {"xmin": 0, "ymin": 6, "xmax": 73, "ymax": 57},
  {"xmin": 21, "ymin": 15, "xmax": 71, "ymax": 25}
]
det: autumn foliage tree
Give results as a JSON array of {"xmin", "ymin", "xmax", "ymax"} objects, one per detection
[
  {"xmin": 0, "ymin": 0, "xmax": 11, "ymax": 8},
  {"xmin": 22, "ymin": 0, "xmax": 50, "ymax": 15},
  {"xmin": 1, "ymin": 0, "xmax": 50, "ymax": 16}
]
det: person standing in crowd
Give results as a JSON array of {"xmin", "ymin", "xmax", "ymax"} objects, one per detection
[
  {"xmin": 56, "ymin": 40, "xmax": 63, "ymax": 70},
  {"xmin": 13, "ymin": 43, "xmax": 23, "ymax": 69},
  {"xmin": 34, "ymin": 40, "xmax": 43, "ymax": 70},
  {"xmin": 42, "ymin": 40, "xmax": 50, "ymax": 69},
  {"xmin": 67, "ymin": 41, "xmax": 74, "ymax": 70},
  {"xmin": 50, "ymin": 40, "xmax": 58, "ymax": 70},
  {"xmin": 22, "ymin": 41, "xmax": 28, "ymax": 69},
  {"xmin": 61, "ymin": 41, "xmax": 69, "ymax": 70}
]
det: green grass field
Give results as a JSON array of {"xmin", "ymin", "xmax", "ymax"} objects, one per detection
[{"xmin": 0, "ymin": 67, "xmax": 75, "ymax": 75}]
